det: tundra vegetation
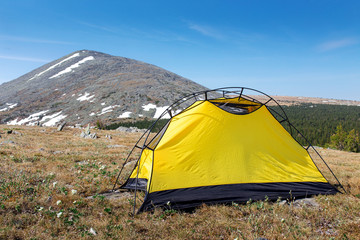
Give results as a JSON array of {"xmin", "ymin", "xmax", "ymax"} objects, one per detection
[{"xmin": 0, "ymin": 125, "xmax": 359, "ymax": 239}]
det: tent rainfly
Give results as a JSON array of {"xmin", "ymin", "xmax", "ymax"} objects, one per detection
[{"xmin": 113, "ymin": 87, "xmax": 343, "ymax": 213}]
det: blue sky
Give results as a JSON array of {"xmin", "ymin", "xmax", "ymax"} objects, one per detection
[{"xmin": 1, "ymin": 0, "xmax": 359, "ymax": 100}]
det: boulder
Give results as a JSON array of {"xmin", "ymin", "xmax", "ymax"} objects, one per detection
[{"xmin": 57, "ymin": 122, "xmax": 66, "ymax": 131}]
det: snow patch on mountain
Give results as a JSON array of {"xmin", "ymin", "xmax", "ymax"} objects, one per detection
[
  {"xmin": 28, "ymin": 53, "xmax": 80, "ymax": 82},
  {"xmin": 142, "ymin": 103, "xmax": 157, "ymax": 111},
  {"xmin": 153, "ymin": 106, "xmax": 170, "ymax": 119},
  {"xmin": 41, "ymin": 111, "xmax": 67, "ymax": 126},
  {"xmin": 77, "ymin": 92, "xmax": 95, "ymax": 102},
  {"xmin": 49, "ymin": 56, "xmax": 94, "ymax": 79},
  {"xmin": 0, "ymin": 103, "xmax": 18, "ymax": 112},
  {"xmin": 118, "ymin": 111, "xmax": 132, "ymax": 118},
  {"xmin": 98, "ymin": 105, "xmax": 120, "ymax": 115},
  {"xmin": 142, "ymin": 103, "xmax": 170, "ymax": 118},
  {"xmin": 7, "ymin": 110, "xmax": 66, "ymax": 127},
  {"xmin": 7, "ymin": 110, "xmax": 49, "ymax": 125}
]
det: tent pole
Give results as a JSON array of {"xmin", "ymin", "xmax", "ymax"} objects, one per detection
[
  {"xmin": 238, "ymin": 88, "xmax": 244, "ymax": 101},
  {"xmin": 311, "ymin": 146, "xmax": 347, "ymax": 193}
]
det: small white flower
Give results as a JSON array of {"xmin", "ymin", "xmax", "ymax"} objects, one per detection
[
  {"xmin": 57, "ymin": 211, "xmax": 63, "ymax": 218},
  {"xmin": 99, "ymin": 165, "xmax": 106, "ymax": 170},
  {"xmin": 38, "ymin": 207, "xmax": 44, "ymax": 211},
  {"xmin": 71, "ymin": 189, "xmax": 77, "ymax": 195},
  {"xmin": 73, "ymin": 200, "xmax": 77, "ymax": 204},
  {"xmin": 281, "ymin": 218, "xmax": 285, "ymax": 223},
  {"xmin": 89, "ymin": 228, "xmax": 97, "ymax": 235},
  {"xmin": 52, "ymin": 181, "xmax": 58, "ymax": 187},
  {"xmin": 56, "ymin": 200, "xmax": 62, "ymax": 205},
  {"xmin": 77, "ymin": 170, "xmax": 81, "ymax": 173}
]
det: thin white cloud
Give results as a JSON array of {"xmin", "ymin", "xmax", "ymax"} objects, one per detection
[
  {"xmin": 77, "ymin": 21, "xmax": 118, "ymax": 33},
  {"xmin": 0, "ymin": 55, "xmax": 49, "ymax": 63},
  {"xmin": 137, "ymin": 28, "xmax": 195, "ymax": 44},
  {"xmin": 317, "ymin": 38, "xmax": 358, "ymax": 52},
  {"xmin": 187, "ymin": 22, "xmax": 225, "ymax": 40},
  {"xmin": 76, "ymin": 19, "xmax": 194, "ymax": 44},
  {"xmin": 0, "ymin": 35, "xmax": 74, "ymax": 45}
]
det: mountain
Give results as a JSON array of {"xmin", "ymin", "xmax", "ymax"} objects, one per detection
[{"xmin": 0, "ymin": 50, "xmax": 208, "ymax": 126}]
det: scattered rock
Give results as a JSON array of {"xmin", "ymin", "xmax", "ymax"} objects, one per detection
[
  {"xmin": 279, "ymin": 198, "xmax": 320, "ymax": 209},
  {"xmin": 77, "ymin": 160, "xmax": 88, "ymax": 165},
  {"xmin": 80, "ymin": 131, "xmax": 98, "ymax": 139},
  {"xmin": 107, "ymin": 144, "xmax": 125, "ymax": 148},
  {"xmin": 0, "ymin": 140, "xmax": 16, "ymax": 145},
  {"xmin": 89, "ymin": 133, "xmax": 98, "ymax": 139},
  {"xmin": 52, "ymin": 151, "xmax": 64, "ymax": 155},
  {"xmin": 12, "ymin": 131, "xmax": 22, "ymax": 136},
  {"xmin": 89, "ymin": 228, "xmax": 97, "ymax": 236},
  {"xmin": 80, "ymin": 124, "xmax": 98, "ymax": 139},
  {"xmin": 86, "ymin": 190, "xmax": 132, "ymax": 200},
  {"xmin": 57, "ymin": 122, "xmax": 66, "ymax": 131},
  {"xmin": 116, "ymin": 126, "xmax": 147, "ymax": 133},
  {"xmin": 124, "ymin": 160, "xmax": 136, "ymax": 168},
  {"xmin": 293, "ymin": 198, "xmax": 320, "ymax": 208},
  {"xmin": 75, "ymin": 124, "xmax": 82, "ymax": 129},
  {"xmin": 85, "ymin": 124, "xmax": 90, "ymax": 134},
  {"xmin": 105, "ymin": 134, "xmax": 112, "ymax": 139}
]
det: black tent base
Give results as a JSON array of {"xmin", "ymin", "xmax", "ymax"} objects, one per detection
[{"xmin": 138, "ymin": 182, "xmax": 339, "ymax": 212}]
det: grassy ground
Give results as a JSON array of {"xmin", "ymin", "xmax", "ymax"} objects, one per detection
[{"xmin": 0, "ymin": 125, "xmax": 359, "ymax": 239}]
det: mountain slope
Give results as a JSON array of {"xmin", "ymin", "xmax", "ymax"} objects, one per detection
[{"xmin": 0, "ymin": 50, "xmax": 208, "ymax": 126}]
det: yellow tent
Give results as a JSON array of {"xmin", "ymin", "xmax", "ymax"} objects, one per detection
[{"xmin": 115, "ymin": 88, "xmax": 340, "ymax": 212}]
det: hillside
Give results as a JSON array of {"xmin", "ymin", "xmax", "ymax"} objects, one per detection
[
  {"xmin": 0, "ymin": 125, "xmax": 359, "ymax": 239},
  {"xmin": 0, "ymin": 50, "xmax": 207, "ymax": 126},
  {"xmin": 251, "ymin": 95, "xmax": 360, "ymax": 107}
]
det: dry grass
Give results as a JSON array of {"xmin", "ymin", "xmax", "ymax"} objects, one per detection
[{"xmin": 0, "ymin": 125, "xmax": 359, "ymax": 239}]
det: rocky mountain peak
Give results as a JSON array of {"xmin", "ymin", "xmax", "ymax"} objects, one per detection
[{"xmin": 0, "ymin": 50, "xmax": 207, "ymax": 126}]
